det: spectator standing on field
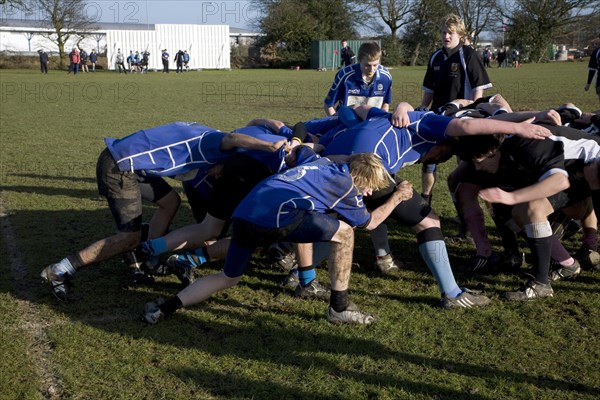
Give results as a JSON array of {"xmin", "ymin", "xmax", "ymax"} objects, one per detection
[
  {"xmin": 127, "ymin": 50, "xmax": 134, "ymax": 72},
  {"xmin": 116, "ymin": 48, "xmax": 126, "ymax": 73},
  {"xmin": 175, "ymin": 49, "xmax": 184, "ymax": 73},
  {"xmin": 511, "ymin": 48, "xmax": 520, "ymax": 68},
  {"xmin": 162, "ymin": 49, "xmax": 170, "ymax": 73},
  {"xmin": 497, "ymin": 48, "xmax": 506, "ymax": 68},
  {"xmin": 80, "ymin": 48, "xmax": 89, "ymax": 72},
  {"xmin": 38, "ymin": 49, "xmax": 48, "ymax": 74},
  {"xmin": 183, "ymin": 50, "xmax": 190, "ymax": 71},
  {"xmin": 340, "ymin": 39, "xmax": 355, "ymax": 68},
  {"xmin": 89, "ymin": 49, "xmax": 97, "ymax": 72},
  {"xmin": 585, "ymin": 35, "xmax": 600, "ymax": 105},
  {"xmin": 69, "ymin": 47, "xmax": 80, "ymax": 75},
  {"xmin": 482, "ymin": 47, "xmax": 491, "ymax": 68}
]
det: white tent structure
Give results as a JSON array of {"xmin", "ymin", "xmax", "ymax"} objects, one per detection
[{"xmin": 0, "ymin": 20, "xmax": 231, "ymax": 70}]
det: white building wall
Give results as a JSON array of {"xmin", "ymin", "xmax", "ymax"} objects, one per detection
[
  {"xmin": 106, "ymin": 29, "xmax": 157, "ymax": 69},
  {"xmin": 0, "ymin": 28, "xmax": 105, "ymax": 54},
  {"xmin": 1, "ymin": 24, "xmax": 230, "ymax": 70},
  {"xmin": 154, "ymin": 24, "xmax": 230, "ymax": 70}
]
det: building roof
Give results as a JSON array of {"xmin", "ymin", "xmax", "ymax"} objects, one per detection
[{"xmin": 0, "ymin": 19, "xmax": 266, "ymax": 35}]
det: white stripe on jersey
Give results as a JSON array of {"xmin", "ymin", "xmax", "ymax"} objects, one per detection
[
  {"xmin": 548, "ymin": 134, "xmax": 600, "ymax": 163},
  {"xmin": 276, "ymin": 196, "xmax": 313, "ymax": 228},
  {"xmin": 330, "ymin": 68, "xmax": 356, "ymax": 91},
  {"xmin": 346, "ymin": 95, "xmax": 384, "ymax": 108},
  {"xmin": 459, "ymin": 48, "xmax": 472, "ymax": 99}
]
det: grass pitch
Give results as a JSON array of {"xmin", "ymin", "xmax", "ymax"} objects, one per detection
[{"xmin": 1, "ymin": 62, "xmax": 600, "ymax": 399}]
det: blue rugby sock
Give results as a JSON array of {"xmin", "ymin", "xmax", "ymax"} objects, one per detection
[
  {"xmin": 418, "ymin": 240, "xmax": 461, "ymax": 298},
  {"xmin": 177, "ymin": 247, "xmax": 208, "ymax": 269},
  {"xmin": 298, "ymin": 266, "xmax": 316, "ymax": 287},
  {"xmin": 144, "ymin": 237, "xmax": 168, "ymax": 256}
]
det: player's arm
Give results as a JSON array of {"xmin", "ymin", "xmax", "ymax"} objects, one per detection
[
  {"xmin": 490, "ymin": 110, "xmax": 561, "ymax": 126},
  {"xmin": 390, "ymin": 102, "xmax": 414, "ymax": 128},
  {"xmin": 324, "ymin": 71, "xmax": 344, "ymax": 116},
  {"xmin": 420, "ymin": 91, "xmax": 433, "ymax": 109},
  {"xmin": 446, "ymin": 118, "xmax": 551, "ymax": 140},
  {"xmin": 221, "ymin": 132, "xmax": 290, "ymax": 153},
  {"xmin": 479, "ymin": 172, "xmax": 569, "ymax": 205},
  {"xmin": 363, "ymin": 181, "xmax": 413, "ymax": 230},
  {"xmin": 246, "ymin": 118, "xmax": 286, "ymax": 132},
  {"xmin": 380, "ymin": 103, "xmax": 390, "ymax": 112},
  {"xmin": 471, "ymin": 88, "xmax": 484, "ymax": 101}
]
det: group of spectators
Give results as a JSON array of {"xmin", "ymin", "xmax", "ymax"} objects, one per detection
[
  {"xmin": 67, "ymin": 47, "xmax": 98, "ymax": 74},
  {"xmin": 40, "ymin": 16, "xmax": 600, "ymax": 327},
  {"xmin": 482, "ymin": 46, "xmax": 520, "ymax": 68},
  {"xmin": 114, "ymin": 48, "xmax": 151, "ymax": 74},
  {"xmin": 160, "ymin": 48, "xmax": 191, "ymax": 73},
  {"xmin": 37, "ymin": 47, "xmax": 98, "ymax": 74}
]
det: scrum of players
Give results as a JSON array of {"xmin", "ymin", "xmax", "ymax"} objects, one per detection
[{"xmin": 40, "ymin": 15, "xmax": 600, "ymax": 325}]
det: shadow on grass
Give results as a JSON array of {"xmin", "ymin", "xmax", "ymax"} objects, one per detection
[
  {"xmin": 3, "ymin": 203, "xmax": 600, "ymax": 398},
  {"xmin": 8, "ymin": 173, "xmax": 98, "ymax": 184}
]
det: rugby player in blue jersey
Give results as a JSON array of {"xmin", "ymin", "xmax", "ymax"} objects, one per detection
[
  {"xmin": 317, "ymin": 104, "xmax": 550, "ymax": 308},
  {"xmin": 40, "ymin": 122, "xmax": 288, "ymax": 302},
  {"xmin": 324, "ymin": 42, "xmax": 392, "ymax": 116},
  {"xmin": 143, "ymin": 151, "xmax": 414, "ymax": 325},
  {"xmin": 132, "ymin": 122, "xmax": 318, "ymax": 285}
]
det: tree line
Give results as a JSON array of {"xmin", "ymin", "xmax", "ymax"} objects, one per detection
[
  {"xmin": 3, "ymin": 0, "xmax": 599, "ymax": 68},
  {"xmin": 254, "ymin": 0, "xmax": 599, "ymax": 66}
]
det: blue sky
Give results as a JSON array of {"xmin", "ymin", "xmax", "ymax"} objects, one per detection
[{"xmin": 85, "ymin": 0, "xmax": 257, "ymax": 29}]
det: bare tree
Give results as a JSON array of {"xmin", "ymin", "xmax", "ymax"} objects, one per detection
[
  {"xmin": 355, "ymin": 0, "xmax": 416, "ymax": 42},
  {"xmin": 29, "ymin": 0, "xmax": 97, "ymax": 68},
  {"xmin": 402, "ymin": 0, "xmax": 453, "ymax": 65},
  {"xmin": 448, "ymin": 0, "xmax": 499, "ymax": 46},
  {"xmin": 500, "ymin": 0, "xmax": 596, "ymax": 62}
]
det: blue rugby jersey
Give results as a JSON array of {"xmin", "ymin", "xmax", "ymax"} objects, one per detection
[
  {"xmin": 231, "ymin": 125, "xmax": 291, "ymax": 173},
  {"xmin": 303, "ymin": 115, "xmax": 346, "ymax": 138},
  {"xmin": 322, "ymin": 111, "xmax": 452, "ymax": 173},
  {"xmin": 105, "ymin": 122, "xmax": 231, "ymax": 177},
  {"xmin": 324, "ymin": 63, "xmax": 392, "ymax": 110},
  {"xmin": 233, "ymin": 158, "xmax": 370, "ymax": 229}
]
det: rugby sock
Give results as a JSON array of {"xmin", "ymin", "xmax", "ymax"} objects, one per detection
[
  {"xmin": 550, "ymin": 235, "xmax": 574, "ymax": 266},
  {"xmin": 179, "ymin": 247, "xmax": 208, "ymax": 268},
  {"xmin": 582, "ymin": 229, "xmax": 598, "ymax": 251},
  {"xmin": 524, "ymin": 222, "xmax": 553, "ymax": 284},
  {"xmin": 417, "ymin": 228, "xmax": 461, "ymax": 298},
  {"xmin": 370, "ymin": 223, "xmax": 391, "ymax": 257},
  {"xmin": 298, "ymin": 266, "xmax": 316, "ymax": 287},
  {"xmin": 463, "ymin": 206, "xmax": 492, "ymax": 257},
  {"xmin": 159, "ymin": 295, "xmax": 183, "ymax": 317},
  {"xmin": 330, "ymin": 289, "xmax": 349, "ymax": 312},
  {"xmin": 143, "ymin": 237, "xmax": 168, "ymax": 257},
  {"xmin": 53, "ymin": 257, "xmax": 78, "ymax": 276}
]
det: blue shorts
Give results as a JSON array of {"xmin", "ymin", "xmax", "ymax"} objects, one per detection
[{"xmin": 224, "ymin": 211, "xmax": 340, "ymax": 277}]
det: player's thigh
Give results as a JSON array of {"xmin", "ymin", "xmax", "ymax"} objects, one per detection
[{"xmin": 96, "ymin": 148, "xmax": 143, "ymax": 232}]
